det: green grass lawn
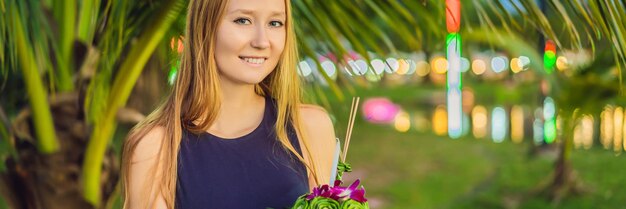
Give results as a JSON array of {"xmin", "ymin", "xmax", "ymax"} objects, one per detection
[
  {"xmin": 341, "ymin": 119, "xmax": 626, "ymax": 208},
  {"xmin": 324, "ymin": 84, "xmax": 626, "ymax": 209}
]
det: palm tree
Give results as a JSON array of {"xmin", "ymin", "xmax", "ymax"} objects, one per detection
[
  {"xmin": 1, "ymin": 0, "xmax": 186, "ymax": 207},
  {"xmin": 1, "ymin": 0, "xmax": 624, "ymax": 208}
]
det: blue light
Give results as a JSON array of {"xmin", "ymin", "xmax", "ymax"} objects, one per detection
[
  {"xmin": 492, "ymin": 107, "xmax": 507, "ymax": 143},
  {"xmin": 447, "ymin": 88, "xmax": 463, "ymax": 139},
  {"xmin": 543, "ymin": 97, "xmax": 556, "ymax": 119}
]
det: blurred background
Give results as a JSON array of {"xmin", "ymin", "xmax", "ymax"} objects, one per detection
[{"xmin": 1, "ymin": 0, "xmax": 626, "ymax": 208}]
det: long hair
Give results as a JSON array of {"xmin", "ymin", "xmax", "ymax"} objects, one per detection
[{"xmin": 120, "ymin": 0, "xmax": 320, "ymax": 208}]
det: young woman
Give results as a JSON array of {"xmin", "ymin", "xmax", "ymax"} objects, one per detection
[{"xmin": 120, "ymin": 0, "xmax": 337, "ymax": 208}]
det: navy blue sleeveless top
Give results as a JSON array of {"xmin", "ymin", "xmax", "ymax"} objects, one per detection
[{"xmin": 176, "ymin": 96, "xmax": 309, "ymax": 209}]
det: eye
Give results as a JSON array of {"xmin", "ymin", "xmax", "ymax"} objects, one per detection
[
  {"xmin": 269, "ymin": 20, "xmax": 284, "ymax": 28},
  {"xmin": 234, "ymin": 18, "xmax": 252, "ymax": 25}
]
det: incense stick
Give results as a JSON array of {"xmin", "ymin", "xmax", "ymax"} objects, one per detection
[
  {"xmin": 341, "ymin": 98, "xmax": 355, "ymax": 162},
  {"xmin": 341, "ymin": 97, "xmax": 360, "ymax": 163}
]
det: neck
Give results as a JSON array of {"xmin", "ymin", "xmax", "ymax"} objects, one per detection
[
  {"xmin": 219, "ymin": 82, "xmax": 262, "ymax": 108},
  {"xmin": 207, "ymin": 79, "xmax": 265, "ymax": 137}
]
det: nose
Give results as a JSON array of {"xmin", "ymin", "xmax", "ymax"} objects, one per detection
[{"xmin": 251, "ymin": 26, "xmax": 270, "ymax": 49}]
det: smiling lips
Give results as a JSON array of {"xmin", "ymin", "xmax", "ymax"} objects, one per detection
[{"xmin": 240, "ymin": 56, "xmax": 267, "ymax": 65}]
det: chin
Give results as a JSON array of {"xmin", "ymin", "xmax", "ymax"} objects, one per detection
[
  {"xmin": 237, "ymin": 76, "xmax": 268, "ymax": 85},
  {"xmin": 219, "ymin": 68, "xmax": 273, "ymax": 86}
]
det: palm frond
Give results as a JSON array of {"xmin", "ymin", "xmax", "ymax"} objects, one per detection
[
  {"xmin": 6, "ymin": 0, "xmax": 59, "ymax": 153},
  {"xmin": 82, "ymin": 0, "xmax": 187, "ymax": 205},
  {"xmin": 52, "ymin": 0, "xmax": 76, "ymax": 91},
  {"xmin": 77, "ymin": 0, "xmax": 101, "ymax": 44}
]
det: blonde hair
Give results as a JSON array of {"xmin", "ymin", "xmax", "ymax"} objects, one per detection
[{"xmin": 120, "ymin": 0, "xmax": 320, "ymax": 208}]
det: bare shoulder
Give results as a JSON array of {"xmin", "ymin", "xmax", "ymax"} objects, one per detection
[
  {"xmin": 131, "ymin": 126, "xmax": 166, "ymax": 163},
  {"xmin": 298, "ymin": 104, "xmax": 335, "ymax": 145},
  {"xmin": 299, "ymin": 104, "xmax": 333, "ymax": 130}
]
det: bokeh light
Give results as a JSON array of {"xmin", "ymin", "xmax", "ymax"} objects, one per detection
[
  {"xmin": 394, "ymin": 111, "xmax": 411, "ymax": 132},
  {"xmin": 170, "ymin": 36, "xmax": 184, "ymax": 54},
  {"xmin": 510, "ymin": 105, "xmax": 524, "ymax": 143},
  {"xmin": 519, "ymin": 56, "xmax": 531, "ymax": 70},
  {"xmin": 416, "ymin": 61, "xmax": 430, "ymax": 77},
  {"xmin": 433, "ymin": 105, "xmax": 448, "ymax": 136},
  {"xmin": 396, "ymin": 59, "xmax": 410, "ymax": 75},
  {"xmin": 472, "ymin": 105, "xmax": 488, "ymax": 139},
  {"xmin": 601, "ymin": 106, "xmax": 614, "ymax": 149},
  {"xmin": 362, "ymin": 98, "xmax": 400, "ymax": 124},
  {"xmin": 510, "ymin": 57, "xmax": 522, "ymax": 73},
  {"xmin": 168, "ymin": 62, "xmax": 178, "ymax": 85},
  {"xmin": 405, "ymin": 59, "xmax": 417, "ymax": 75},
  {"xmin": 297, "ymin": 61, "xmax": 313, "ymax": 77},
  {"xmin": 386, "ymin": 58, "xmax": 399, "ymax": 73},
  {"xmin": 574, "ymin": 115, "xmax": 594, "ymax": 149},
  {"xmin": 544, "ymin": 40, "xmax": 557, "ymax": 73},
  {"xmin": 556, "ymin": 56, "xmax": 569, "ymax": 71},
  {"xmin": 614, "ymin": 107, "xmax": 624, "ymax": 152},
  {"xmin": 623, "ymin": 109, "xmax": 626, "ymax": 152},
  {"xmin": 371, "ymin": 59, "xmax": 386, "ymax": 75},
  {"xmin": 447, "ymin": 88, "xmax": 462, "ymax": 138},
  {"xmin": 491, "ymin": 56, "xmax": 508, "ymax": 73},
  {"xmin": 432, "ymin": 57, "xmax": 448, "ymax": 74},
  {"xmin": 543, "ymin": 97, "xmax": 557, "ymax": 144},
  {"xmin": 492, "ymin": 107, "xmax": 507, "ymax": 143},
  {"xmin": 472, "ymin": 59, "xmax": 486, "ymax": 75},
  {"xmin": 461, "ymin": 57, "xmax": 470, "ymax": 72},
  {"xmin": 321, "ymin": 60, "xmax": 337, "ymax": 79},
  {"xmin": 445, "ymin": 0, "xmax": 461, "ymax": 33}
]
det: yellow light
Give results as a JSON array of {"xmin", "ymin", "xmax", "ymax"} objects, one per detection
[
  {"xmin": 396, "ymin": 59, "xmax": 409, "ymax": 75},
  {"xmin": 394, "ymin": 111, "xmax": 411, "ymax": 132},
  {"xmin": 614, "ymin": 107, "xmax": 623, "ymax": 152},
  {"xmin": 472, "ymin": 105, "xmax": 488, "ymax": 139},
  {"xmin": 601, "ymin": 106, "xmax": 614, "ymax": 149},
  {"xmin": 582, "ymin": 115, "xmax": 594, "ymax": 149},
  {"xmin": 432, "ymin": 57, "xmax": 448, "ymax": 74},
  {"xmin": 574, "ymin": 120, "xmax": 583, "ymax": 149},
  {"xmin": 433, "ymin": 105, "xmax": 448, "ymax": 136},
  {"xmin": 416, "ymin": 61, "xmax": 430, "ymax": 77},
  {"xmin": 574, "ymin": 115, "xmax": 594, "ymax": 149},
  {"xmin": 556, "ymin": 56, "xmax": 569, "ymax": 71},
  {"xmin": 510, "ymin": 58, "xmax": 522, "ymax": 73},
  {"xmin": 472, "ymin": 59, "xmax": 486, "ymax": 75},
  {"xmin": 511, "ymin": 105, "xmax": 524, "ymax": 143},
  {"xmin": 623, "ymin": 109, "xmax": 626, "ymax": 151}
]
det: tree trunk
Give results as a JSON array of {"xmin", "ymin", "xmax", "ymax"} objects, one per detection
[
  {"xmin": 543, "ymin": 110, "xmax": 586, "ymax": 204},
  {"xmin": 0, "ymin": 93, "xmax": 119, "ymax": 209}
]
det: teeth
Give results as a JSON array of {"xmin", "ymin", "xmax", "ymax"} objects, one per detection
[{"xmin": 242, "ymin": 57, "xmax": 265, "ymax": 64}]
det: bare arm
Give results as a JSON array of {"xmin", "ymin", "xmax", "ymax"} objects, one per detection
[
  {"xmin": 127, "ymin": 127, "xmax": 168, "ymax": 209},
  {"xmin": 299, "ymin": 105, "xmax": 337, "ymax": 188}
]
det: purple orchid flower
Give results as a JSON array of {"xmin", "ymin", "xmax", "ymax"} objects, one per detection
[
  {"xmin": 304, "ymin": 179, "xmax": 367, "ymax": 203},
  {"xmin": 337, "ymin": 179, "xmax": 367, "ymax": 203},
  {"xmin": 350, "ymin": 186, "xmax": 368, "ymax": 203},
  {"xmin": 305, "ymin": 187, "xmax": 321, "ymax": 200}
]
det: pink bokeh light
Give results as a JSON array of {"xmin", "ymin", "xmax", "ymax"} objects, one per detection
[{"xmin": 362, "ymin": 97, "xmax": 400, "ymax": 124}]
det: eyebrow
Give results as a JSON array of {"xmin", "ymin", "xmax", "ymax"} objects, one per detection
[{"xmin": 228, "ymin": 9, "xmax": 285, "ymax": 17}]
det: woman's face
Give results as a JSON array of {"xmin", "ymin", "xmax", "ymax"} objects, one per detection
[{"xmin": 214, "ymin": 0, "xmax": 286, "ymax": 86}]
